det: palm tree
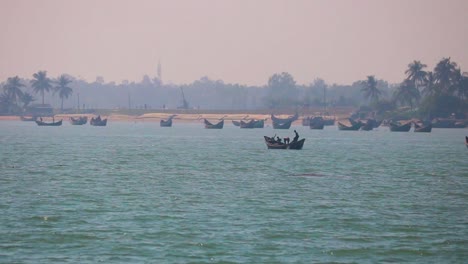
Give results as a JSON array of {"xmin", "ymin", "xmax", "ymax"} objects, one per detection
[
  {"xmin": 3, "ymin": 76, "xmax": 25, "ymax": 106},
  {"xmin": 361, "ymin": 75, "xmax": 381, "ymax": 103},
  {"xmin": 422, "ymin": 71, "xmax": 437, "ymax": 96},
  {"xmin": 21, "ymin": 92, "xmax": 35, "ymax": 109},
  {"xmin": 31, "ymin": 71, "xmax": 52, "ymax": 105},
  {"xmin": 434, "ymin": 57, "xmax": 458, "ymax": 95},
  {"xmin": 405, "ymin": 60, "xmax": 427, "ymax": 91},
  {"xmin": 394, "ymin": 79, "xmax": 420, "ymax": 110},
  {"xmin": 55, "ymin": 75, "xmax": 73, "ymax": 110}
]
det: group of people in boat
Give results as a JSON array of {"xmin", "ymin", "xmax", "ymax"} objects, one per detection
[{"xmin": 271, "ymin": 130, "xmax": 299, "ymax": 144}]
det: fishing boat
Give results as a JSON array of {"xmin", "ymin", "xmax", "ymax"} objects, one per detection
[
  {"xmin": 309, "ymin": 117, "xmax": 324, "ymax": 130},
  {"xmin": 413, "ymin": 121, "xmax": 432, "ymax": 133},
  {"xmin": 90, "ymin": 116, "xmax": 107, "ymax": 126},
  {"xmin": 36, "ymin": 119, "xmax": 62, "ymax": 126},
  {"xmin": 253, "ymin": 119, "xmax": 265, "ymax": 128},
  {"xmin": 20, "ymin": 116, "xmax": 37, "ymax": 121},
  {"xmin": 360, "ymin": 119, "xmax": 380, "ymax": 131},
  {"xmin": 241, "ymin": 119, "xmax": 264, "ymax": 128},
  {"xmin": 160, "ymin": 118, "xmax": 172, "ymax": 127},
  {"xmin": 389, "ymin": 122, "xmax": 411, "ymax": 132},
  {"xmin": 272, "ymin": 119, "xmax": 293, "ymax": 129},
  {"xmin": 160, "ymin": 115, "xmax": 176, "ymax": 127},
  {"xmin": 264, "ymin": 136, "xmax": 305, "ymax": 150},
  {"xmin": 70, "ymin": 116, "xmax": 88, "ymax": 125},
  {"xmin": 323, "ymin": 118, "xmax": 335, "ymax": 126},
  {"xmin": 337, "ymin": 122, "xmax": 362, "ymax": 131},
  {"xmin": 240, "ymin": 120, "xmax": 255, "ymax": 128},
  {"xmin": 204, "ymin": 119, "xmax": 224, "ymax": 129},
  {"xmin": 271, "ymin": 113, "xmax": 298, "ymax": 123}
]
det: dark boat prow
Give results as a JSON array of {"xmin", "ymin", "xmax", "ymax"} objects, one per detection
[
  {"xmin": 465, "ymin": 136, "xmax": 468, "ymax": 148},
  {"xmin": 160, "ymin": 115, "xmax": 176, "ymax": 127},
  {"xmin": 413, "ymin": 121, "xmax": 432, "ymax": 133},
  {"xmin": 204, "ymin": 119, "xmax": 224, "ymax": 129}
]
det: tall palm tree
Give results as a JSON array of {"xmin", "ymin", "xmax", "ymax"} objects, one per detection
[
  {"xmin": 3, "ymin": 76, "xmax": 25, "ymax": 107},
  {"xmin": 31, "ymin": 71, "xmax": 52, "ymax": 105},
  {"xmin": 434, "ymin": 57, "xmax": 458, "ymax": 95},
  {"xmin": 55, "ymin": 75, "xmax": 73, "ymax": 110},
  {"xmin": 394, "ymin": 79, "xmax": 420, "ymax": 110},
  {"xmin": 405, "ymin": 60, "xmax": 427, "ymax": 91},
  {"xmin": 422, "ymin": 71, "xmax": 437, "ymax": 96},
  {"xmin": 361, "ymin": 75, "xmax": 381, "ymax": 103}
]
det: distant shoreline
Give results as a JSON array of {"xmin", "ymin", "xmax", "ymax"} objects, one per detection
[{"xmin": 0, "ymin": 112, "xmax": 344, "ymax": 124}]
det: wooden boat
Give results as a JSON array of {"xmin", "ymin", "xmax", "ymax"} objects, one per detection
[
  {"xmin": 264, "ymin": 136, "xmax": 305, "ymax": 150},
  {"xmin": 160, "ymin": 115, "xmax": 176, "ymax": 127},
  {"xmin": 253, "ymin": 119, "xmax": 265, "ymax": 128},
  {"xmin": 323, "ymin": 118, "xmax": 335, "ymax": 126},
  {"xmin": 20, "ymin": 116, "xmax": 37, "ymax": 121},
  {"xmin": 389, "ymin": 122, "xmax": 411, "ymax": 132},
  {"xmin": 360, "ymin": 119, "xmax": 379, "ymax": 131},
  {"xmin": 36, "ymin": 119, "xmax": 62, "ymax": 126},
  {"xmin": 70, "ymin": 116, "xmax": 88, "ymax": 125},
  {"xmin": 232, "ymin": 120, "xmax": 240, "ymax": 126},
  {"xmin": 272, "ymin": 119, "xmax": 293, "ymax": 129},
  {"xmin": 90, "ymin": 116, "xmax": 107, "ymax": 126},
  {"xmin": 337, "ymin": 122, "xmax": 362, "ymax": 131},
  {"xmin": 240, "ymin": 120, "xmax": 255, "ymax": 128},
  {"xmin": 271, "ymin": 113, "xmax": 298, "ymax": 123},
  {"xmin": 309, "ymin": 117, "xmax": 324, "ymax": 130},
  {"xmin": 413, "ymin": 122, "xmax": 432, "ymax": 133},
  {"xmin": 204, "ymin": 119, "xmax": 224, "ymax": 129},
  {"xmin": 160, "ymin": 118, "xmax": 172, "ymax": 127}
]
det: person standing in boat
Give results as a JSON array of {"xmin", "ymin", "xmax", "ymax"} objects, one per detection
[{"xmin": 292, "ymin": 130, "xmax": 299, "ymax": 142}]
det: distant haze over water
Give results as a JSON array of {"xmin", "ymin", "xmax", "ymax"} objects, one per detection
[{"xmin": 0, "ymin": 0, "xmax": 467, "ymax": 85}]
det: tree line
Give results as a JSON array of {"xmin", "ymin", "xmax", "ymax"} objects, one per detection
[{"xmin": 1, "ymin": 57, "xmax": 466, "ymax": 119}]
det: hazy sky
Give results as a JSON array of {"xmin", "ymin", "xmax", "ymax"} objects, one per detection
[{"xmin": 0, "ymin": 0, "xmax": 467, "ymax": 86}]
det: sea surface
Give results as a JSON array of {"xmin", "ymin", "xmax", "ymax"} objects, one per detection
[{"xmin": 1, "ymin": 120, "xmax": 467, "ymax": 263}]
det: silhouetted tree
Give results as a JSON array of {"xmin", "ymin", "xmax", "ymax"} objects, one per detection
[
  {"xmin": 405, "ymin": 60, "xmax": 427, "ymax": 91},
  {"xmin": 55, "ymin": 75, "xmax": 73, "ymax": 110},
  {"xmin": 3, "ymin": 76, "xmax": 24, "ymax": 107},
  {"xmin": 21, "ymin": 92, "xmax": 35, "ymax": 109},
  {"xmin": 434, "ymin": 57, "xmax": 458, "ymax": 95},
  {"xmin": 31, "ymin": 71, "xmax": 52, "ymax": 105},
  {"xmin": 394, "ymin": 79, "xmax": 419, "ymax": 110},
  {"xmin": 265, "ymin": 72, "xmax": 298, "ymax": 109},
  {"xmin": 361, "ymin": 75, "xmax": 381, "ymax": 103}
]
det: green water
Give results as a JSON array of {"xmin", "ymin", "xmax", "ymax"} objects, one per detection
[{"xmin": 1, "ymin": 121, "xmax": 467, "ymax": 263}]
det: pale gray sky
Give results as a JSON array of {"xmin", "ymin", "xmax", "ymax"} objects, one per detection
[{"xmin": 0, "ymin": 0, "xmax": 467, "ymax": 85}]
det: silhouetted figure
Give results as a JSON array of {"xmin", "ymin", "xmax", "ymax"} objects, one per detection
[
  {"xmin": 284, "ymin": 137, "xmax": 290, "ymax": 144},
  {"xmin": 293, "ymin": 130, "xmax": 299, "ymax": 142},
  {"xmin": 276, "ymin": 136, "xmax": 282, "ymax": 143}
]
